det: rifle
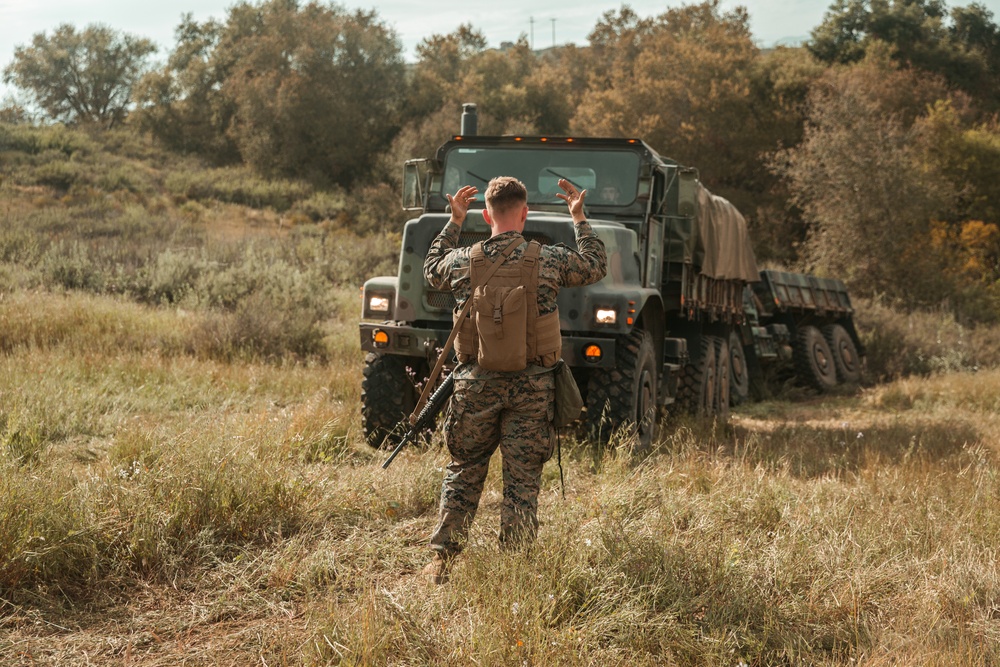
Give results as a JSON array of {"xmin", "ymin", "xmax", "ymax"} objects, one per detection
[
  {"xmin": 381, "ymin": 239, "xmax": 521, "ymax": 472},
  {"xmin": 381, "ymin": 373, "xmax": 454, "ymax": 469}
]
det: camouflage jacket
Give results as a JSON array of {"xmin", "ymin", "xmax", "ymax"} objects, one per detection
[{"xmin": 423, "ymin": 219, "xmax": 607, "ymax": 379}]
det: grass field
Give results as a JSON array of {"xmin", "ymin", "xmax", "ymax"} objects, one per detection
[
  {"xmin": 2, "ymin": 121, "xmax": 998, "ymax": 665},
  {"xmin": 1, "ymin": 288, "xmax": 998, "ymax": 666}
]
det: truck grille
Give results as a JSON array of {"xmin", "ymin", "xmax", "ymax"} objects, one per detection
[
  {"xmin": 456, "ymin": 231, "xmax": 552, "ymax": 247},
  {"xmin": 427, "ymin": 290, "xmax": 456, "ymax": 311}
]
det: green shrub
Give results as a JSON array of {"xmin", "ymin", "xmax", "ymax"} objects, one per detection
[
  {"xmin": 343, "ymin": 182, "xmax": 410, "ymax": 234},
  {"xmin": 0, "ymin": 122, "xmax": 94, "ymax": 156},
  {"xmin": 294, "ymin": 189, "xmax": 347, "ymax": 222},
  {"xmin": 131, "ymin": 249, "xmax": 208, "ymax": 305},
  {"xmin": 40, "ymin": 241, "xmax": 105, "ymax": 292},
  {"xmin": 166, "ymin": 166, "xmax": 313, "ymax": 211},
  {"xmin": 30, "ymin": 158, "xmax": 88, "ymax": 191},
  {"xmin": 855, "ymin": 297, "xmax": 1000, "ymax": 379},
  {"xmin": 313, "ymin": 228, "xmax": 400, "ymax": 287}
]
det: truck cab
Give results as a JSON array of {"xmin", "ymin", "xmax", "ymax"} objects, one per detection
[{"xmin": 361, "ymin": 104, "xmax": 757, "ymax": 451}]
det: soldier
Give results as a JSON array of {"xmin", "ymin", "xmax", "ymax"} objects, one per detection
[{"xmin": 421, "ymin": 176, "xmax": 607, "ymax": 584}]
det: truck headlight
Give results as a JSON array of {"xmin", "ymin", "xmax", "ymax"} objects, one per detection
[
  {"xmin": 369, "ymin": 295, "xmax": 391, "ymax": 313},
  {"xmin": 595, "ymin": 308, "xmax": 617, "ymax": 325}
]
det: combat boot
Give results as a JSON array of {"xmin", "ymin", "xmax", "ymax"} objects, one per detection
[{"xmin": 421, "ymin": 554, "xmax": 453, "ymax": 584}]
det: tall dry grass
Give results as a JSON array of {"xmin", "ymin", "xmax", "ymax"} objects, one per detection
[
  {"xmin": 3, "ymin": 122, "xmax": 1000, "ymax": 664},
  {"xmin": 0, "ymin": 291, "xmax": 998, "ymax": 665}
]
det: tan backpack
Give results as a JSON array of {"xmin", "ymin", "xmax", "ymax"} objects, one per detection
[{"xmin": 457, "ymin": 240, "xmax": 540, "ymax": 371}]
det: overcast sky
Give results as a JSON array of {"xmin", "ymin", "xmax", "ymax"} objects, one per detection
[{"xmin": 3, "ymin": 0, "xmax": 1000, "ymax": 99}]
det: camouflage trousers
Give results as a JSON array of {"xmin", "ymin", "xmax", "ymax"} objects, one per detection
[{"xmin": 429, "ymin": 371, "xmax": 555, "ymax": 557}]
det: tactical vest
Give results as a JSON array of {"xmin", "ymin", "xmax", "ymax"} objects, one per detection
[{"xmin": 454, "ymin": 239, "xmax": 562, "ymax": 371}]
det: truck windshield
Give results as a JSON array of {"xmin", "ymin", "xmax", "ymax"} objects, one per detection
[{"xmin": 441, "ymin": 147, "xmax": 641, "ymax": 206}]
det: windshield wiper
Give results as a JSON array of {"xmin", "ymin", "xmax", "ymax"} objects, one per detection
[
  {"xmin": 467, "ymin": 170, "xmax": 490, "ymax": 186},
  {"xmin": 544, "ymin": 168, "xmax": 584, "ymax": 191}
]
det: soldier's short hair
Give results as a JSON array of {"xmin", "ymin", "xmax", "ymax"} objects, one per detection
[{"xmin": 485, "ymin": 176, "xmax": 527, "ymax": 215}]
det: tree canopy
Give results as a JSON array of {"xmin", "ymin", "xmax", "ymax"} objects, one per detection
[
  {"xmin": 135, "ymin": 0, "xmax": 405, "ymax": 186},
  {"xmin": 809, "ymin": 0, "xmax": 1000, "ymax": 111},
  {"xmin": 7, "ymin": 0, "xmax": 1000, "ymax": 316},
  {"xmin": 3, "ymin": 24, "xmax": 155, "ymax": 129}
]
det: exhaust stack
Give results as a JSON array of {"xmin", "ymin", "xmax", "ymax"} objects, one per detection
[{"xmin": 461, "ymin": 103, "xmax": 478, "ymax": 136}]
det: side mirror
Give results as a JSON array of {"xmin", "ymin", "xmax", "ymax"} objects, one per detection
[
  {"xmin": 677, "ymin": 167, "xmax": 699, "ymax": 217},
  {"xmin": 402, "ymin": 159, "xmax": 430, "ymax": 212}
]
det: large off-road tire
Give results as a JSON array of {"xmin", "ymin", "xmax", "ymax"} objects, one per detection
[
  {"xmin": 585, "ymin": 330, "xmax": 659, "ymax": 452},
  {"xmin": 793, "ymin": 325, "xmax": 838, "ymax": 392},
  {"xmin": 713, "ymin": 336, "xmax": 731, "ymax": 421},
  {"xmin": 678, "ymin": 336, "xmax": 717, "ymax": 416},
  {"xmin": 361, "ymin": 353, "xmax": 423, "ymax": 449},
  {"xmin": 823, "ymin": 323, "xmax": 862, "ymax": 384},
  {"xmin": 728, "ymin": 330, "xmax": 750, "ymax": 406}
]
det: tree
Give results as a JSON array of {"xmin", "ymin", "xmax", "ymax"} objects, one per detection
[
  {"xmin": 774, "ymin": 51, "xmax": 958, "ymax": 304},
  {"xmin": 132, "ymin": 15, "xmax": 237, "ymax": 159},
  {"xmin": 571, "ymin": 2, "xmax": 779, "ymax": 217},
  {"xmin": 809, "ymin": 0, "xmax": 1000, "ymax": 112},
  {"xmin": 3, "ymin": 24, "xmax": 155, "ymax": 128},
  {"xmin": 135, "ymin": 1, "xmax": 405, "ymax": 186}
]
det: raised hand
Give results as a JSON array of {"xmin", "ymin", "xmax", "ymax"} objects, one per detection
[
  {"xmin": 445, "ymin": 185, "xmax": 479, "ymax": 224},
  {"xmin": 555, "ymin": 179, "xmax": 587, "ymax": 223}
]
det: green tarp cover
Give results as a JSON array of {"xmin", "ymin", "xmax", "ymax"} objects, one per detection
[
  {"xmin": 663, "ymin": 182, "xmax": 759, "ymax": 283},
  {"xmin": 696, "ymin": 183, "xmax": 759, "ymax": 282}
]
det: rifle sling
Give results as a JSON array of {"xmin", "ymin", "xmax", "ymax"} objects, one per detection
[{"xmin": 409, "ymin": 236, "xmax": 523, "ymax": 424}]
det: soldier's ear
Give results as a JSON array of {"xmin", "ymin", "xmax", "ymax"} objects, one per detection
[{"xmin": 483, "ymin": 207, "xmax": 494, "ymax": 227}]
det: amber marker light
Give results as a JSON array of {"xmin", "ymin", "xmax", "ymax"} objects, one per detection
[
  {"xmin": 584, "ymin": 345, "xmax": 603, "ymax": 363},
  {"xmin": 566, "ymin": 138, "xmax": 574, "ymax": 142},
  {"xmin": 373, "ymin": 329, "xmax": 390, "ymax": 348},
  {"xmin": 540, "ymin": 137, "xmax": 548, "ymax": 142},
  {"xmin": 514, "ymin": 137, "xmax": 522, "ymax": 141}
]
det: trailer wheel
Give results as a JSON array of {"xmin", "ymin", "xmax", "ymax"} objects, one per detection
[
  {"xmin": 728, "ymin": 330, "xmax": 750, "ymax": 406},
  {"xmin": 678, "ymin": 336, "xmax": 717, "ymax": 416},
  {"xmin": 586, "ymin": 330, "xmax": 659, "ymax": 452},
  {"xmin": 361, "ymin": 353, "xmax": 425, "ymax": 449},
  {"xmin": 794, "ymin": 326, "xmax": 838, "ymax": 392},
  {"xmin": 823, "ymin": 324, "xmax": 862, "ymax": 384},
  {"xmin": 714, "ymin": 336, "xmax": 731, "ymax": 421}
]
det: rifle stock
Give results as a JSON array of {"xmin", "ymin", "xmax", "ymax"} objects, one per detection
[{"xmin": 382, "ymin": 374, "xmax": 455, "ymax": 469}]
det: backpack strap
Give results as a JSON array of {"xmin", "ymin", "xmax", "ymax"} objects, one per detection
[
  {"xmin": 469, "ymin": 241, "xmax": 487, "ymax": 289},
  {"xmin": 409, "ymin": 237, "xmax": 522, "ymax": 424},
  {"xmin": 520, "ymin": 241, "xmax": 541, "ymax": 297}
]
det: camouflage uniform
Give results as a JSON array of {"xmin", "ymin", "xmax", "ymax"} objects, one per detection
[{"xmin": 423, "ymin": 221, "xmax": 607, "ymax": 555}]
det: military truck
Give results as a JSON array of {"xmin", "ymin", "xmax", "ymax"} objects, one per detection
[
  {"xmin": 729, "ymin": 270, "xmax": 864, "ymax": 403},
  {"xmin": 360, "ymin": 104, "xmax": 760, "ymax": 451}
]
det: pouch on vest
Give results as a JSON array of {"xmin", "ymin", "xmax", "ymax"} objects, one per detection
[{"xmin": 474, "ymin": 284, "xmax": 528, "ymax": 371}]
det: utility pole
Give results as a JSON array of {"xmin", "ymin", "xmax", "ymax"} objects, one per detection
[
  {"xmin": 551, "ymin": 18, "xmax": 556, "ymax": 47},
  {"xmin": 529, "ymin": 16, "xmax": 534, "ymax": 50}
]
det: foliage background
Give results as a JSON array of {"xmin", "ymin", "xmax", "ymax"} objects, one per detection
[{"xmin": 3, "ymin": 1, "xmax": 1000, "ymax": 663}]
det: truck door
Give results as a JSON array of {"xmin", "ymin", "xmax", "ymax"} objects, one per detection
[{"xmin": 644, "ymin": 170, "xmax": 667, "ymax": 288}]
